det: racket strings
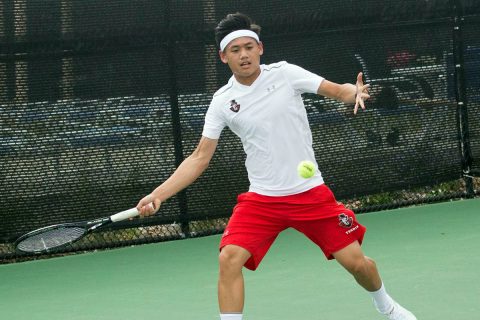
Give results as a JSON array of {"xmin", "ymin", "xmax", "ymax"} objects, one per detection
[{"xmin": 17, "ymin": 227, "xmax": 86, "ymax": 253}]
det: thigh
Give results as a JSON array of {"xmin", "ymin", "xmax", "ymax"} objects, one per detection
[
  {"xmin": 293, "ymin": 206, "xmax": 366, "ymax": 260},
  {"xmin": 220, "ymin": 197, "xmax": 288, "ymax": 271}
]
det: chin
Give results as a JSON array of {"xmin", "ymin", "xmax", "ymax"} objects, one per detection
[{"xmin": 240, "ymin": 67, "xmax": 258, "ymax": 76}]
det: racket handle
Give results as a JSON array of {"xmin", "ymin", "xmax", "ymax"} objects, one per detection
[{"xmin": 110, "ymin": 208, "xmax": 140, "ymax": 222}]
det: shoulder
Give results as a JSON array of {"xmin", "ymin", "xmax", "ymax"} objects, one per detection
[
  {"xmin": 262, "ymin": 61, "xmax": 304, "ymax": 79},
  {"xmin": 271, "ymin": 61, "xmax": 309, "ymax": 74},
  {"xmin": 208, "ymin": 78, "xmax": 234, "ymax": 114},
  {"xmin": 262, "ymin": 61, "xmax": 288, "ymax": 73},
  {"xmin": 213, "ymin": 77, "xmax": 235, "ymax": 98}
]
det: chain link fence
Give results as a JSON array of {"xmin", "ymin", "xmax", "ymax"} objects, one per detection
[{"xmin": 1, "ymin": 0, "xmax": 479, "ymax": 262}]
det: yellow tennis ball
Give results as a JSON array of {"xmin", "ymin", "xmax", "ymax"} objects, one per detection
[{"xmin": 297, "ymin": 160, "xmax": 315, "ymax": 179}]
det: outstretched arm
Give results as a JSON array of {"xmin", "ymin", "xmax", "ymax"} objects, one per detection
[
  {"xmin": 317, "ymin": 72, "xmax": 370, "ymax": 114},
  {"xmin": 136, "ymin": 136, "xmax": 218, "ymax": 216}
]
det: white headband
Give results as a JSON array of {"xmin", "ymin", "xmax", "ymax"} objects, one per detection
[{"xmin": 220, "ymin": 30, "xmax": 260, "ymax": 52}]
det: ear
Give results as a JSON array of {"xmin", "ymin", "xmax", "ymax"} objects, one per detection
[
  {"xmin": 258, "ymin": 41, "xmax": 263, "ymax": 55},
  {"xmin": 258, "ymin": 41, "xmax": 264, "ymax": 56},
  {"xmin": 219, "ymin": 50, "xmax": 228, "ymax": 64}
]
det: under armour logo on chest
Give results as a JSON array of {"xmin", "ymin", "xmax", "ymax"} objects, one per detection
[{"xmin": 267, "ymin": 84, "xmax": 276, "ymax": 92}]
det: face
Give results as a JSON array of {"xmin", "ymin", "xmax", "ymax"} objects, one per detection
[{"xmin": 219, "ymin": 36, "xmax": 264, "ymax": 86}]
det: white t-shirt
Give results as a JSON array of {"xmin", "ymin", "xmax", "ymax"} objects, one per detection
[{"xmin": 202, "ymin": 61, "xmax": 325, "ymax": 196}]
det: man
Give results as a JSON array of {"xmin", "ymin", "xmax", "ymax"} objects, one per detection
[{"xmin": 136, "ymin": 12, "xmax": 416, "ymax": 320}]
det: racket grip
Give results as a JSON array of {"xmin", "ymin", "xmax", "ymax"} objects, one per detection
[{"xmin": 110, "ymin": 208, "xmax": 140, "ymax": 222}]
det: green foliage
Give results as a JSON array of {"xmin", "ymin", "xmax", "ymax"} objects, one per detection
[{"xmin": 344, "ymin": 178, "xmax": 478, "ymax": 209}]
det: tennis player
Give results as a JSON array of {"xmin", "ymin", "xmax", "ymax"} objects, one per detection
[{"xmin": 136, "ymin": 12, "xmax": 417, "ymax": 320}]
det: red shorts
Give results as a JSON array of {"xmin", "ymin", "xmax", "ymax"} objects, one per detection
[{"xmin": 219, "ymin": 184, "xmax": 366, "ymax": 270}]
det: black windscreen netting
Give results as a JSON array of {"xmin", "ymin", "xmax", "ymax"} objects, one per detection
[
  {"xmin": 463, "ymin": 15, "xmax": 480, "ymax": 172},
  {"xmin": 1, "ymin": 0, "xmax": 478, "ymax": 261}
]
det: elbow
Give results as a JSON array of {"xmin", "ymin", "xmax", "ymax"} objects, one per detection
[
  {"xmin": 198, "ymin": 157, "xmax": 211, "ymax": 171},
  {"xmin": 189, "ymin": 151, "xmax": 211, "ymax": 172},
  {"xmin": 189, "ymin": 137, "xmax": 217, "ymax": 172}
]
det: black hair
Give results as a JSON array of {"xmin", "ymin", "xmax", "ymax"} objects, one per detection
[{"xmin": 215, "ymin": 13, "xmax": 261, "ymax": 49}]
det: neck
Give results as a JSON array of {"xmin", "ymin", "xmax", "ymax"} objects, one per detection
[{"xmin": 234, "ymin": 67, "xmax": 261, "ymax": 86}]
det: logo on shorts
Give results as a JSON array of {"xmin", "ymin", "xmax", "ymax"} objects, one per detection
[
  {"xmin": 338, "ymin": 213, "xmax": 353, "ymax": 228},
  {"xmin": 229, "ymin": 100, "xmax": 241, "ymax": 113}
]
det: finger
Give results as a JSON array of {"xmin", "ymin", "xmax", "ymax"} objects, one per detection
[
  {"xmin": 354, "ymin": 102, "xmax": 359, "ymax": 115},
  {"xmin": 362, "ymin": 93, "xmax": 371, "ymax": 100},
  {"xmin": 360, "ymin": 99, "xmax": 366, "ymax": 110},
  {"xmin": 136, "ymin": 200, "xmax": 145, "ymax": 213},
  {"xmin": 356, "ymin": 72, "xmax": 364, "ymax": 85},
  {"xmin": 138, "ymin": 204, "xmax": 147, "ymax": 216},
  {"xmin": 145, "ymin": 203, "xmax": 156, "ymax": 216},
  {"xmin": 360, "ymin": 85, "xmax": 370, "ymax": 96},
  {"xmin": 152, "ymin": 198, "xmax": 162, "ymax": 213},
  {"xmin": 136, "ymin": 198, "xmax": 148, "ymax": 213},
  {"xmin": 136, "ymin": 195, "xmax": 153, "ymax": 215},
  {"xmin": 139, "ymin": 203, "xmax": 154, "ymax": 217}
]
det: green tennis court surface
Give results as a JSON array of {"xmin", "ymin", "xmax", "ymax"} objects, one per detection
[{"xmin": 1, "ymin": 198, "xmax": 479, "ymax": 320}]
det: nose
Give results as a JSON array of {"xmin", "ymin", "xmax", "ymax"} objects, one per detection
[{"xmin": 240, "ymin": 48, "xmax": 249, "ymax": 59}]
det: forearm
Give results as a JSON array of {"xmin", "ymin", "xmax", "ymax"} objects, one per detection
[
  {"xmin": 151, "ymin": 153, "xmax": 209, "ymax": 202},
  {"xmin": 317, "ymin": 80, "xmax": 357, "ymax": 104}
]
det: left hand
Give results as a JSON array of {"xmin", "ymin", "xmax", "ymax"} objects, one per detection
[{"xmin": 354, "ymin": 72, "xmax": 370, "ymax": 114}]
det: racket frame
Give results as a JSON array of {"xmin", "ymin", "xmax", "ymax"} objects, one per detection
[{"xmin": 14, "ymin": 207, "xmax": 139, "ymax": 254}]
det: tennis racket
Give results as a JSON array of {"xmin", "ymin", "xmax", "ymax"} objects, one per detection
[{"xmin": 15, "ymin": 207, "xmax": 143, "ymax": 254}]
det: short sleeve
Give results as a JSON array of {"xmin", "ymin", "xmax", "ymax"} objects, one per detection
[
  {"xmin": 283, "ymin": 63, "xmax": 324, "ymax": 94},
  {"xmin": 202, "ymin": 102, "xmax": 226, "ymax": 139}
]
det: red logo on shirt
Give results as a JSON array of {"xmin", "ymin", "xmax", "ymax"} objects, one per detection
[{"xmin": 230, "ymin": 100, "xmax": 240, "ymax": 113}]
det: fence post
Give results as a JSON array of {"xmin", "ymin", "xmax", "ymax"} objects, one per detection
[
  {"xmin": 165, "ymin": 0, "xmax": 190, "ymax": 236},
  {"xmin": 451, "ymin": 0, "xmax": 475, "ymax": 197},
  {"xmin": 2, "ymin": 1, "xmax": 15, "ymax": 102}
]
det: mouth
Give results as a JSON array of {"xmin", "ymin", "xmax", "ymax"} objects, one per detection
[{"xmin": 240, "ymin": 61, "xmax": 251, "ymax": 68}]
